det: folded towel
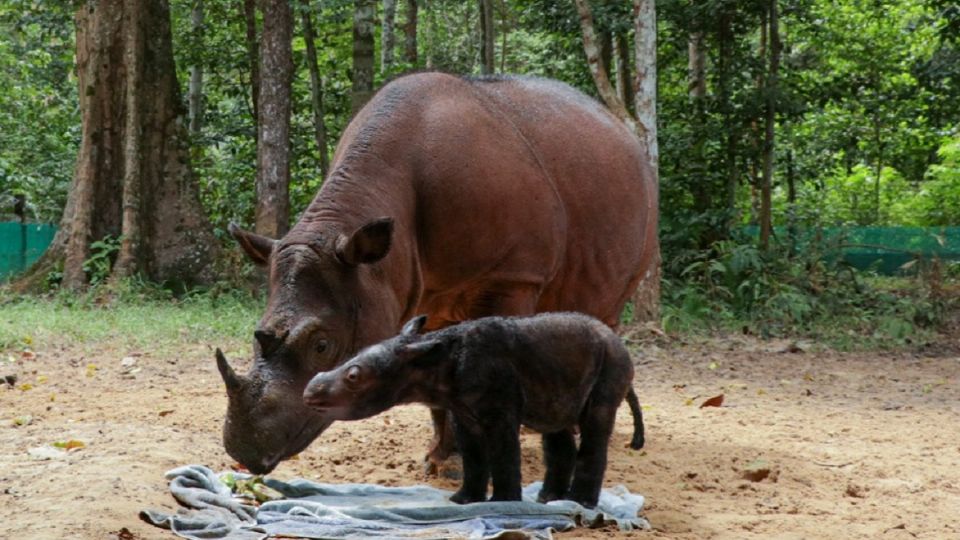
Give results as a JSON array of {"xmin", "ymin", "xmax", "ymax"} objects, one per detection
[{"xmin": 141, "ymin": 464, "xmax": 650, "ymax": 539}]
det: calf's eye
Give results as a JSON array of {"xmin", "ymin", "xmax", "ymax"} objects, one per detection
[{"xmin": 316, "ymin": 339, "xmax": 329, "ymax": 354}]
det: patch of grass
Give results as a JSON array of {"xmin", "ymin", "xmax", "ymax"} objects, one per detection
[{"xmin": 0, "ymin": 283, "xmax": 262, "ymax": 356}]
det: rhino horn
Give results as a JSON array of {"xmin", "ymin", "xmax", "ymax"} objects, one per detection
[{"xmin": 215, "ymin": 348, "xmax": 243, "ymax": 393}]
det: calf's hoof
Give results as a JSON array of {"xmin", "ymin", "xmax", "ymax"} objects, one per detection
[
  {"xmin": 450, "ymin": 489, "xmax": 486, "ymax": 505},
  {"xmin": 566, "ymin": 490, "xmax": 599, "ymax": 509},
  {"xmin": 488, "ymin": 491, "xmax": 522, "ymax": 502},
  {"xmin": 536, "ymin": 488, "xmax": 565, "ymax": 504}
]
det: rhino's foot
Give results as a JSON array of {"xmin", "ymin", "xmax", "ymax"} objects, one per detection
[{"xmin": 423, "ymin": 452, "xmax": 462, "ymax": 480}]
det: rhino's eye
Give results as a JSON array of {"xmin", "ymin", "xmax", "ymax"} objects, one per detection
[{"xmin": 316, "ymin": 339, "xmax": 329, "ymax": 354}]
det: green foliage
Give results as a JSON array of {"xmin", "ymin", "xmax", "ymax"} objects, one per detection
[
  {"xmin": 0, "ymin": 1, "xmax": 77, "ymax": 222},
  {"xmin": 662, "ymin": 236, "xmax": 952, "ymax": 348},
  {"xmin": 82, "ymin": 236, "xmax": 121, "ymax": 287}
]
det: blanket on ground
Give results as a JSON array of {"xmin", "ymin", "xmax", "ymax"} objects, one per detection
[{"xmin": 140, "ymin": 465, "xmax": 649, "ymax": 539}]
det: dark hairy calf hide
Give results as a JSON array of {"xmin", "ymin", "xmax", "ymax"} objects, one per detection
[{"xmin": 301, "ymin": 312, "xmax": 644, "ymax": 508}]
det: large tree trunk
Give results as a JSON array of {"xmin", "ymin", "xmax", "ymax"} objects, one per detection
[
  {"xmin": 760, "ymin": 0, "xmax": 780, "ymax": 249},
  {"xmin": 16, "ymin": 0, "xmax": 216, "ymax": 291},
  {"xmin": 631, "ymin": 0, "xmax": 660, "ymax": 323},
  {"xmin": 242, "ymin": 0, "xmax": 260, "ymax": 131},
  {"xmin": 301, "ymin": 1, "xmax": 329, "ymax": 177},
  {"xmin": 480, "ymin": 0, "xmax": 494, "ymax": 74},
  {"xmin": 188, "ymin": 0, "xmax": 204, "ymax": 137},
  {"xmin": 382, "ymin": 0, "xmax": 397, "ymax": 73},
  {"xmin": 255, "ymin": 0, "xmax": 293, "ymax": 239},
  {"xmin": 402, "ymin": 0, "xmax": 418, "ymax": 65},
  {"xmin": 352, "ymin": 0, "xmax": 376, "ymax": 115}
]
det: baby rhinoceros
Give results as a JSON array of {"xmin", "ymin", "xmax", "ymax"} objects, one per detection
[{"xmin": 302, "ymin": 312, "xmax": 645, "ymax": 508}]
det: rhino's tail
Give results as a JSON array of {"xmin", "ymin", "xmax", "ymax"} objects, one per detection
[{"xmin": 625, "ymin": 387, "xmax": 645, "ymax": 450}]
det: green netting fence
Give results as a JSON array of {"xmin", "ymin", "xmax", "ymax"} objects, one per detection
[
  {"xmin": 1, "ymin": 223, "xmax": 957, "ymax": 280},
  {"xmin": 0, "ymin": 222, "xmax": 57, "ymax": 280},
  {"xmin": 744, "ymin": 226, "xmax": 960, "ymax": 274}
]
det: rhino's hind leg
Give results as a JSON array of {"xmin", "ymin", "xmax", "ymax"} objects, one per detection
[
  {"xmin": 425, "ymin": 408, "xmax": 460, "ymax": 478},
  {"xmin": 538, "ymin": 429, "xmax": 576, "ymax": 503}
]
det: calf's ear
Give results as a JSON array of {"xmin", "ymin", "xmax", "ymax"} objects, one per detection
[
  {"xmin": 335, "ymin": 217, "xmax": 394, "ymax": 266},
  {"xmin": 401, "ymin": 315, "xmax": 428, "ymax": 336},
  {"xmin": 397, "ymin": 339, "xmax": 443, "ymax": 365},
  {"xmin": 228, "ymin": 223, "xmax": 276, "ymax": 266}
]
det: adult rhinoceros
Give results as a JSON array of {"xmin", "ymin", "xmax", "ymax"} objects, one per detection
[{"xmin": 216, "ymin": 72, "xmax": 658, "ymax": 474}]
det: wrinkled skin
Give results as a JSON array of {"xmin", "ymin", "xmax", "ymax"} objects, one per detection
[
  {"xmin": 303, "ymin": 313, "xmax": 644, "ymax": 508},
  {"xmin": 216, "ymin": 72, "xmax": 658, "ymax": 474}
]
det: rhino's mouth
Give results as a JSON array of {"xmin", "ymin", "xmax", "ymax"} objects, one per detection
[{"xmin": 285, "ymin": 417, "xmax": 333, "ymax": 460}]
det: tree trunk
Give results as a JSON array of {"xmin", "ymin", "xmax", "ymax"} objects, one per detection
[
  {"xmin": 760, "ymin": 0, "xmax": 780, "ymax": 250},
  {"xmin": 242, "ymin": 0, "xmax": 259, "ymax": 131},
  {"xmin": 480, "ymin": 0, "xmax": 495, "ymax": 74},
  {"xmin": 382, "ymin": 0, "xmax": 397, "ymax": 73},
  {"xmin": 499, "ymin": 0, "xmax": 510, "ymax": 72},
  {"xmin": 255, "ymin": 0, "xmax": 293, "ymax": 239},
  {"xmin": 573, "ymin": 0, "xmax": 636, "ymax": 133},
  {"xmin": 16, "ymin": 0, "xmax": 216, "ymax": 292},
  {"xmin": 188, "ymin": 0, "xmax": 204, "ymax": 137},
  {"xmin": 631, "ymin": 0, "xmax": 660, "ymax": 323},
  {"xmin": 301, "ymin": 1, "xmax": 329, "ymax": 177},
  {"xmin": 615, "ymin": 33, "xmax": 633, "ymax": 114},
  {"xmin": 719, "ymin": 7, "xmax": 738, "ymax": 221},
  {"xmin": 688, "ymin": 28, "xmax": 710, "ymax": 218},
  {"xmin": 351, "ymin": 0, "xmax": 376, "ymax": 115},
  {"xmin": 403, "ymin": 0, "xmax": 418, "ymax": 65},
  {"xmin": 114, "ymin": 0, "xmax": 144, "ymax": 279}
]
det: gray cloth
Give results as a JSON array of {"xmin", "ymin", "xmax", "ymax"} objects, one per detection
[{"xmin": 141, "ymin": 465, "xmax": 650, "ymax": 540}]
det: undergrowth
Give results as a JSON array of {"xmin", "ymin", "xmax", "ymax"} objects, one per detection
[
  {"xmin": 660, "ymin": 236, "xmax": 957, "ymax": 350},
  {"xmin": 0, "ymin": 278, "xmax": 262, "ymax": 356}
]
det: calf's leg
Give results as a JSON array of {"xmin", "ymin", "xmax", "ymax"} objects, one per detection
[
  {"xmin": 567, "ymin": 403, "xmax": 617, "ymax": 508},
  {"xmin": 449, "ymin": 418, "xmax": 490, "ymax": 504},
  {"xmin": 538, "ymin": 429, "xmax": 576, "ymax": 503},
  {"xmin": 485, "ymin": 415, "xmax": 523, "ymax": 502}
]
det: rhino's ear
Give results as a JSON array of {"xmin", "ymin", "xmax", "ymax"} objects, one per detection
[
  {"xmin": 401, "ymin": 315, "xmax": 428, "ymax": 337},
  {"xmin": 228, "ymin": 222, "xmax": 276, "ymax": 266},
  {"xmin": 335, "ymin": 218, "xmax": 393, "ymax": 266},
  {"xmin": 397, "ymin": 339, "xmax": 444, "ymax": 365}
]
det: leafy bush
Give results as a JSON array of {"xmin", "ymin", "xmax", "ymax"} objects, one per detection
[{"xmin": 661, "ymin": 233, "xmax": 953, "ymax": 348}]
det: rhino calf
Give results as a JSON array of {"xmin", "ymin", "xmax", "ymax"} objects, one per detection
[{"xmin": 302, "ymin": 312, "xmax": 644, "ymax": 508}]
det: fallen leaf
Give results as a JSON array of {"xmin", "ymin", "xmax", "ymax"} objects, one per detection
[
  {"xmin": 52, "ymin": 439, "xmax": 86, "ymax": 451},
  {"xmin": 756, "ymin": 388, "xmax": 767, "ymax": 396},
  {"xmin": 707, "ymin": 361, "xmax": 719, "ymax": 370},
  {"xmin": 85, "ymin": 364, "xmax": 98, "ymax": 378},
  {"xmin": 19, "ymin": 383, "xmax": 33, "ymax": 391},
  {"xmin": 22, "ymin": 336, "xmax": 33, "ymax": 346},
  {"xmin": 21, "ymin": 350, "xmax": 36, "ymax": 360},
  {"xmin": 158, "ymin": 410, "xmax": 174, "ymax": 417},
  {"xmin": 803, "ymin": 373, "xmax": 814, "ymax": 382},
  {"xmin": 684, "ymin": 397, "xmax": 694, "ymax": 406},
  {"xmin": 12, "ymin": 415, "xmax": 33, "ymax": 426},
  {"xmin": 49, "ymin": 393, "xmax": 56, "ymax": 402},
  {"xmin": 700, "ymin": 394, "xmax": 724, "ymax": 408},
  {"xmin": 36, "ymin": 375, "xmax": 48, "ymax": 384}
]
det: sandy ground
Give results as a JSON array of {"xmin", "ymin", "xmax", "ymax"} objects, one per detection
[{"xmin": 2, "ymin": 333, "xmax": 959, "ymax": 540}]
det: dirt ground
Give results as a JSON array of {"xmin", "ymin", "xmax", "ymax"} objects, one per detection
[{"xmin": 2, "ymin": 333, "xmax": 959, "ymax": 540}]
